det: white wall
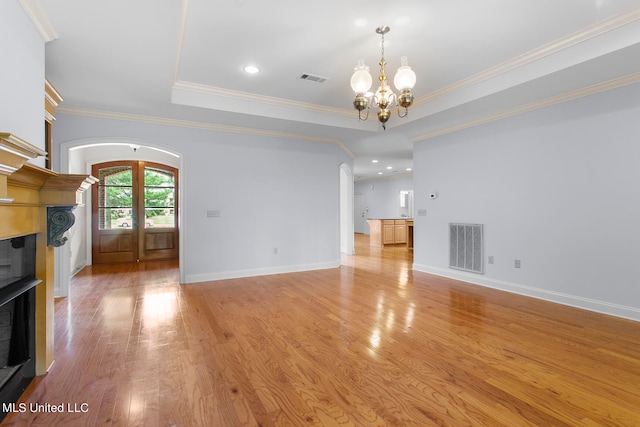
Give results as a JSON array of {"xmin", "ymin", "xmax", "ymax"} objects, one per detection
[
  {"xmin": 413, "ymin": 83, "xmax": 640, "ymax": 321},
  {"xmin": 354, "ymin": 175, "xmax": 414, "ymax": 234},
  {"xmin": 0, "ymin": 1, "xmax": 46, "ymax": 166},
  {"xmin": 52, "ymin": 113, "xmax": 351, "ymax": 283}
]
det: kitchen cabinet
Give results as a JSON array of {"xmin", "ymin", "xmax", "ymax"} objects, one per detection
[{"xmin": 368, "ymin": 219, "xmax": 408, "ymax": 247}]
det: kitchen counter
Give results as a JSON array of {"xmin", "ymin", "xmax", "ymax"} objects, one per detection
[{"xmin": 367, "ymin": 219, "xmax": 413, "ymax": 248}]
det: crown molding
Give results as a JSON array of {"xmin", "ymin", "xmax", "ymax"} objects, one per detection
[
  {"xmin": 172, "ymin": 6, "xmax": 640, "ymax": 132},
  {"xmin": 19, "ymin": 0, "xmax": 58, "ymax": 42},
  {"xmin": 413, "ymin": 5, "xmax": 640, "ymax": 108},
  {"xmin": 172, "ymin": 80, "xmax": 353, "ymax": 117},
  {"xmin": 45, "ymin": 79, "xmax": 63, "ymax": 107},
  {"xmin": 172, "ymin": 0, "xmax": 350, "ymax": 120},
  {"xmin": 410, "ymin": 72, "xmax": 640, "ymax": 143},
  {"xmin": 56, "ymin": 107, "xmax": 355, "ymax": 159},
  {"xmin": 45, "ymin": 79, "xmax": 63, "ymax": 123},
  {"xmin": 0, "ymin": 132, "xmax": 47, "ymax": 176}
]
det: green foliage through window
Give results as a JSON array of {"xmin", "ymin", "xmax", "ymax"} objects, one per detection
[{"xmin": 97, "ymin": 165, "xmax": 177, "ymax": 230}]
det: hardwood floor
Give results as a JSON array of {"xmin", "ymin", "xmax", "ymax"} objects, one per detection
[{"xmin": 3, "ymin": 234, "xmax": 640, "ymax": 426}]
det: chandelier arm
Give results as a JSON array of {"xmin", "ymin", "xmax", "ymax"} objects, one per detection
[{"xmin": 358, "ymin": 106, "xmax": 370, "ymax": 122}]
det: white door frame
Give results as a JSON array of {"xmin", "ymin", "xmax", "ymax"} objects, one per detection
[{"xmin": 339, "ymin": 163, "xmax": 354, "ymax": 255}]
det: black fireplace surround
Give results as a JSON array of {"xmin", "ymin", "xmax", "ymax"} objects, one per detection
[{"xmin": 0, "ymin": 234, "xmax": 39, "ymax": 421}]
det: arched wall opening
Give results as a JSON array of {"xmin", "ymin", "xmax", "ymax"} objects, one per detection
[
  {"xmin": 339, "ymin": 163, "xmax": 354, "ymax": 256},
  {"xmin": 55, "ymin": 138, "xmax": 185, "ymax": 295}
]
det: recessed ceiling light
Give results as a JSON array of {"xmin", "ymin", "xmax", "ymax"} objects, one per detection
[
  {"xmin": 386, "ymin": 166, "xmax": 392, "ymax": 170},
  {"xmin": 372, "ymin": 159, "xmax": 379, "ymax": 163},
  {"xmin": 243, "ymin": 65, "xmax": 260, "ymax": 74},
  {"xmin": 378, "ymin": 172, "xmax": 383, "ymax": 175},
  {"xmin": 406, "ymin": 168, "xmax": 412, "ymax": 171}
]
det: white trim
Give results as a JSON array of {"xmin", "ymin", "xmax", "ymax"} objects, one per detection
[
  {"xmin": 184, "ymin": 260, "xmax": 341, "ymax": 284},
  {"xmin": 410, "ymin": 72, "xmax": 640, "ymax": 143},
  {"xmin": 0, "ymin": 165, "xmax": 19, "ymax": 175},
  {"xmin": 173, "ymin": 80, "xmax": 352, "ymax": 117},
  {"xmin": 413, "ymin": 5, "xmax": 640, "ymax": 108},
  {"xmin": 339, "ymin": 163, "xmax": 355, "ymax": 256},
  {"xmin": 171, "ymin": 81, "xmax": 374, "ymax": 132},
  {"xmin": 18, "ymin": 0, "xmax": 58, "ymax": 42},
  {"xmin": 413, "ymin": 263, "xmax": 640, "ymax": 322},
  {"xmin": 56, "ymin": 107, "xmax": 356, "ymax": 160}
]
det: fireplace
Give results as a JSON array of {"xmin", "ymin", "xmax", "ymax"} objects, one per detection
[
  {"xmin": 0, "ymin": 132, "xmax": 96, "ymax": 422},
  {"xmin": 0, "ymin": 234, "xmax": 38, "ymax": 421}
]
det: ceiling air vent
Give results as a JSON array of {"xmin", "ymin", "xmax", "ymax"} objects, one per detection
[{"xmin": 298, "ymin": 73, "xmax": 329, "ymax": 83}]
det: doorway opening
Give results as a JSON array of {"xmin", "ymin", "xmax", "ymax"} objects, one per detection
[
  {"xmin": 339, "ymin": 163, "xmax": 354, "ymax": 256},
  {"xmin": 91, "ymin": 161, "xmax": 178, "ymax": 264}
]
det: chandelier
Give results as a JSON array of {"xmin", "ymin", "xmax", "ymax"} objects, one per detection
[{"xmin": 350, "ymin": 26, "xmax": 416, "ymax": 130}]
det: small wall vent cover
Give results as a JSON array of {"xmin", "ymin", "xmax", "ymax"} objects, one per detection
[
  {"xmin": 449, "ymin": 223, "xmax": 483, "ymax": 274},
  {"xmin": 298, "ymin": 73, "xmax": 329, "ymax": 83}
]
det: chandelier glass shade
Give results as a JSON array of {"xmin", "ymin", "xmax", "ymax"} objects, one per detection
[{"xmin": 350, "ymin": 26, "xmax": 416, "ymax": 129}]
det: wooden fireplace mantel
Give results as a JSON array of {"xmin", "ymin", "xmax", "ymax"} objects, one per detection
[
  {"xmin": 1, "ymin": 132, "xmax": 97, "ymax": 240},
  {"xmin": 0, "ymin": 132, "xmax": 96, "ymax": 375}
]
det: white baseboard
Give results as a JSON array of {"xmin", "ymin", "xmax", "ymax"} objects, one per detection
[
  {"xmin": 413, "ymin": 263, "xmax": 640, "ymax": 322},
  {"xmin": 184, "ymin": 260, "xmax": 341, "ymax": 284},
  {"xmin": 71, "ymin": 262, "xmax": 87, "ymax": 277}
]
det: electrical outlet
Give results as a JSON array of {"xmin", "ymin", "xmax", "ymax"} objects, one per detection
[
  {"xmin": 207, "ymin": 210, "xmax": 220, "ymax": 218},
  {"xmin": 488, "ymin": 256, "xmax": 494, "ymax": 264},
  {"xmin": 514, "ymin": 259, "xmax": 521, "ymax": 268},
  {"xmin": 417, "ymin": 209, "xmax": 427, "ymax": 216}
]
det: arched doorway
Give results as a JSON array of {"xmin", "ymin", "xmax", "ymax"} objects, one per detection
[{"xmin": 340, "ymin": 163, "xmax": 354, "ymax": 256}]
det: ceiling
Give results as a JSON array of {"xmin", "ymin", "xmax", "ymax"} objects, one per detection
[{"xmin": 26, "ymin": 0, "xmax": 640, "ymax": 180}]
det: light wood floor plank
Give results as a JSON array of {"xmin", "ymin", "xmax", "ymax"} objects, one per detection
[{"xmin": 2, "ymin": 234, "xmax": 640, "ymax": 426}]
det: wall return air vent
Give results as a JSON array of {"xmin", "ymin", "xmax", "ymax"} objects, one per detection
[{"xmin": 449, "ymin": 223, "xmax": 484, "ymax": 274}]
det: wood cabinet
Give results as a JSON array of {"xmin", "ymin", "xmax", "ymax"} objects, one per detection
[
  {"xmin": 383, "ymin": 220, "xmax": 395, "ymax": 244},
  {"xmin": 368, "ymin": 219, "xmax": 408, "ymax": 247},
  {"xmin": 395, "ymin": 221, "xmax": 406, "ymax": 244}
]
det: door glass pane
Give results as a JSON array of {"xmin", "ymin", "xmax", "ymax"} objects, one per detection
[
  {"xmin": 99, "ymin": 208, "xmax": 133, "ymax": 229},
  {"xmin": 102, "ymin": 168, "xmax": 132, "ymax": 186},
  {"xmin": 144, "ymin": 167, "xmax": 175, "ymax": 229},
  {"xmin": 145, "ymin": 167, "xmax": 174, "ymax": 187},
  {"xmin": 98, "ymin": 167, "xmax": 133, "ymax": 230},
  {"xmin": 145, "ymin": 188, "xmax": 174, "ymax": 207},
  {"xmin": 99, "ymin": 188, "xmax": 133, "ymax": 207}
]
